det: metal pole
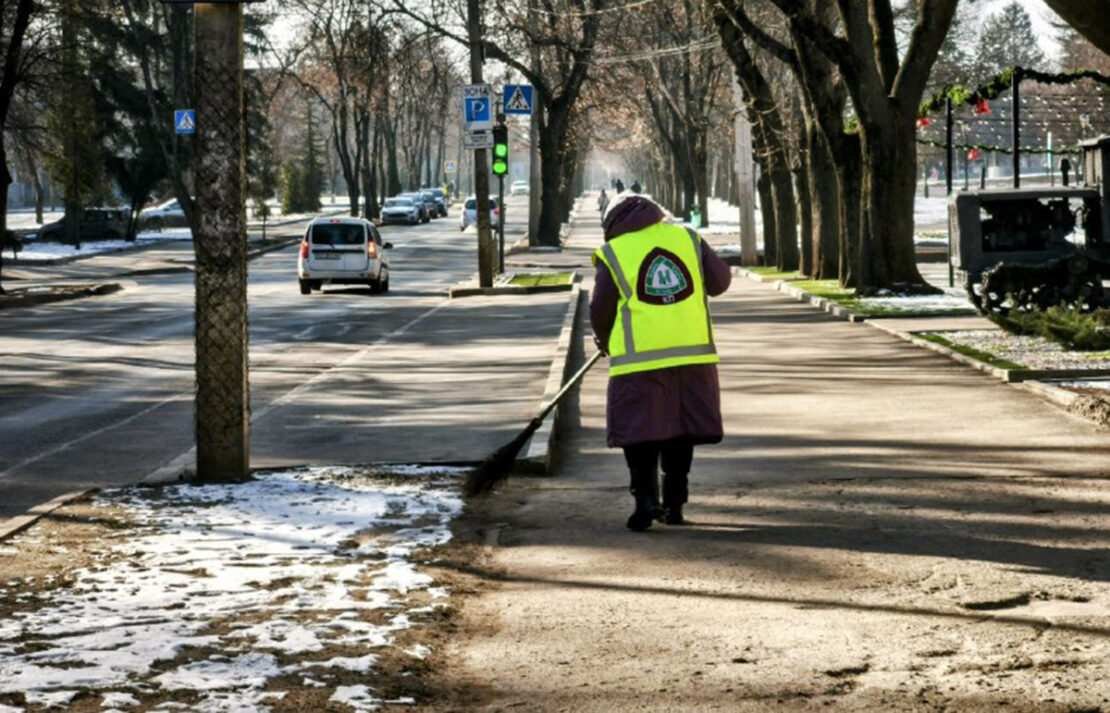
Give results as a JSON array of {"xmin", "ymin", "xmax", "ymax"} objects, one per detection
[
  {"xmin": 1012, "ymin": 70, "xmax": 1021, "ymax": 188},
  {"xmin": 193, "ymin": 2, "xmax": 249, "ymax": 481},
  {"xmin": 498, "ymin": 173, "xmax": 505, "ymax": 273},
  {"xmin": 945, "ymin": 98, "xmax": 954, "ymax": 287},
  {"xmin": 945, "ymin": 97, "xmax": 953, "ymax": 196},
  {"xmin": 467, "ymin": 0, "xmax": 494, "ymax": 287}
]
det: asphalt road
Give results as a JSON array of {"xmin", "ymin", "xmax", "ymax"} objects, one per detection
[{"xmin": 0, "ymin": 195, "xmax": 534, "ymax": 520}]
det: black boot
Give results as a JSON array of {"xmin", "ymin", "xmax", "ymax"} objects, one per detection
[
  {"xmin": 662, "ymin": 472, "xmax": 689, "ymax": 525},
  {"xmin": 627, "ymin": 472, "xmax": 663, "ymax": 532}
]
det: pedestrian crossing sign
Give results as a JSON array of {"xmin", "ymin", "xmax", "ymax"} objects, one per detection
[
  {"xmin": 503, "ymin": 85, "xmax": 533, "ymax": 115},
  {"xmin": 175, "ymin": 109, "xmax": 196, "ymax": 134}
]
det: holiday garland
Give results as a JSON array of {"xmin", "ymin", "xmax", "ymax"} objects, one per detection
[
  {"xmin": 915, "ymin": 137, "xmax": 1081, "ymax": 156},
  {"xmin": 918, "ymin": 66, "xmax": 1110, "ymax": 118}
]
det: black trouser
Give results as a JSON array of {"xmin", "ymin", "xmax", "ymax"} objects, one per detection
[{"xmin": 622, "ymin": 438, "xmax": 694, "ymax": 505}]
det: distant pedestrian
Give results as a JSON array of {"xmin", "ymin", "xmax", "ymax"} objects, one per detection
[
  {"xmin": 598, "ymin": 189, "xmax": 610, "ymax": 222},
  {"xmin": 630, "ymin": 180, "xmax": 642, "ymax": 194},
  {"xmin": 590, "ymin": 193, "xmax": 731, "ymax": 531},
  {"xmin": 615, "ymin": 178, "xmax": 625, "ymax": 194}
]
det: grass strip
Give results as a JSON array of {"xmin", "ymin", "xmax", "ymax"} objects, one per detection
[
  {"xmin": 917, "ymin": 333, "xmax": 1027, "ymax": 371},
  {"xmin": 748, "ymin": 267, "xmax": 801, "ymax": 281},
  {"xmin": 508, "ymin": 271, "xmax": 573, "ymax": 287}
]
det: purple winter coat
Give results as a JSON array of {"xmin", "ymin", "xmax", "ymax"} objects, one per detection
[{"xmin": 590, "ymin": 197, "xmax": 732, "ymax": 448}]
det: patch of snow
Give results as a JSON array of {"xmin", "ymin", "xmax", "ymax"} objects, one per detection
[
  {"xmin": 13, "ymin": 231, "xmax": 194, "ymax": 262},
  {"xmin": 25, "ymin": 689, "xmax": 77, "ymax": 708},
  {"xmin": 0, "ymin": 468, "xmax": 461, "ymax": 710},
  {"xmin": 1058, "ymin": 380, "xmax": 1110, "ymax": 390},
  {"xmin": 330, "ymin": 685, "xmax": 380, "ymax": 712},
  {"xmin": 155, "ymin": 654, "xmax": 281, "ymax": 691},
  {"xmin": 915, "ymin": 195, "xmax": 949, "ymax": 227},
  {"xmin": 381, "ymin": 464, "xmax": 469, "ymax": 478},
  {"xmin": 302, "ymin": 654, "xmax": 377, "ymax": 673},
  {"xmin": 858, "ymin": 293, "xmax": 974, "ymax": 313},
  {"xmin": 101, "ymin": 691, "xmax": 140, "ymax": 708},
  {"xmin": 405, "ymin": 644, "xmax": 431, "ymax": 660},
  {"xmin": 0, "ymin": 703, "xmax": 23, "ymax": 713}
]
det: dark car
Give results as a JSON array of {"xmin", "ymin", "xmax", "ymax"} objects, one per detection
[
  {"xmin": 399, "ymin": 192, "xmax": 431, "ymax": 223},
  {"xmin": 36, "ymin": 208, "xmax": 129, "ymax": 243},
  {"xmin": 421, "ymin": 189, "xmax": 448, "ymax": 217}
]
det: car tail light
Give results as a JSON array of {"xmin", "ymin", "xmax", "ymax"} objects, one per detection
[
  {"xmin": 299, "ymin": 239, "xmax": 309, "ymax": 258},
  {"xmin": 367, "ymin": 241, "xmax": 378, "ymax": 259}
]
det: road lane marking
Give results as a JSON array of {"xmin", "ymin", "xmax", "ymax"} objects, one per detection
[
  {"xmin": 144, "ymin": 297, "xmax": 453, "ymax": 482},
  {"xmin": 0, "ymin": 393, "xmax": 189, "ymax": 481}
]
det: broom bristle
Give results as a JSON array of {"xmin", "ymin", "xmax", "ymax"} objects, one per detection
[{"xmin": 463, "ymin": 418, "xmax": 543, "ymax": 497}]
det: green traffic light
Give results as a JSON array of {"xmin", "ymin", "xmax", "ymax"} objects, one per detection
[
  {"xmin": 494, "ymin": 144, "xmax": 508, "ymax": 158},
  {"xmin": 492, "ymin": 160, "xmax": 508, "ymax": 175}
]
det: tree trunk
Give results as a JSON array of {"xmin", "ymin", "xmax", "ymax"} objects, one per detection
[
  {"xmin": 835, "ymin": 133, "xmax": 862, "ymax": 287},
  {"xmin": 536, "ymin": 126, "xmax": 566, "ymax": 247},
  {"xmin": 694, "ymin": 132, "xmax": 710, "ymax": 228},
  {"xmin": 32, "ymin": 168, "xmax": 43, "ymax": 224},
  {"xmin": 793, "ymin": 151, "xmax": 813, "ymax": 277},
  {"xmin": 756, "ymin": 167, "xmax": 775, "ymax": 267},
  {"xmin": 859, "ymin": 116, "xmax": 932, "ymax": 293},
  {"xmin": 385, "ymin": 123, "xmax": 402, "ymax": 196},
  {"xmin": 0, "ymin": 153, "xmax": 10, "ymax": 293},
  {"xmin": 809, "ymin": 127, "xmax": 841, "ymax": 279}
]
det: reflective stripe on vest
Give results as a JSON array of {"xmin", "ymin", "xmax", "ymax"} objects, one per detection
[{"xmin": 594, "ymin": 224, "xmax": 718, "ymax": 376}]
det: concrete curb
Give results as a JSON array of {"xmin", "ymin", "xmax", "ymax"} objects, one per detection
[
  {"xmin": 0, "ymin": 282, "xmax": 123, "ymax": 310},
  {"xmin": 518, "ymin": 284, "xmax": 584, "ymax": 474},
  {"xmin": 0, "ymin": 489, "xmax": 94, "ymax": 541},
  {"xmin": 448, "ymin": 270, "xmax": 577, "ymax": 299}
]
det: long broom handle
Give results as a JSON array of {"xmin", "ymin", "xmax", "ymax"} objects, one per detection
[{"xmin": 533, "ymin": 351, "xmax": 604, "ymax": 424}]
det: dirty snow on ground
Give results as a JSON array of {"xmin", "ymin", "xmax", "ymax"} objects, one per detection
[
  {"xmin": 915, "ymin": 195, "xmax": 949, "ymax": 228},
  {"xmin": 0, "ymin": 466, "xmax": 465, "ymax": 711},
  {"xmin": 857, "ymin": 289, "xmax": 974, "ymax": 314},
  {"xmin": 929, "ymin": 330, "xmax": 1110, "ymax": 371},
  {"xmin": 14, "ymin": 231, "xmax": 193, "ymax": 262},
  {"xmin": 1058, "ymin": 379, "xmax": 1110, "ymax": 390}
]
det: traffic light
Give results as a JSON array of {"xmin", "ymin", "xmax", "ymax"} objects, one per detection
[{"xmin": 492, "ymin": 125, "xmax": 509, "ymax": 176}]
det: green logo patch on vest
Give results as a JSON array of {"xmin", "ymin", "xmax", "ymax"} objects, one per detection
[{"xmin": 636, "ymin": 247, "xmax": 695, "ymax": 305}]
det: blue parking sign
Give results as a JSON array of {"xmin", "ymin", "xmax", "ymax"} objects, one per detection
[
  {"xmin": 175, "ymin": 109, "xmax": 196, "ymax": 134},
  {"xmin": 462, "ymin": 84, "xmax": 493, "ymax": 131}
]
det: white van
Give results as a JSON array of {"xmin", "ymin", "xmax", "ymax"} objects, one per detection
[{"xmin": 297, "ymin": 217, "xmax": 392, "ymax": 294}]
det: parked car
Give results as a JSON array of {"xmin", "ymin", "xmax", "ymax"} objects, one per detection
[
  {"xmin": 380, "ymin": 197, "xmax": 422, "ymax": 225},
  {"xmin": 460, "ymin": 197, "xmax": 499, "ymax": 231},
  {"xmin": 36, "ymin": 208, "xmax": 129, "ymax": 243},
  {"xmin": 139, "ymin": 198, "xmax": 188, "ymax": 231},
  {"xmin": 510, "ymin": 180, "xmax": 529, "ymax": 196},
  {"xmin": 298, "ymin": 216, "xmax": 392, "ymax": 294},
  {"xmin": 421, "ymin": 188, "xmax": 448, "ymax": 217},
  {"xmin": 399, "ymin": 192, "xmax": 431, "ymax": 223},
  {"xmin": 409, "ymin": 191, "xmax": 439, "ymax": 221}
]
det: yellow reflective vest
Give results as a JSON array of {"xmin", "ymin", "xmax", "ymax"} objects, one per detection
[{"xmin": 592, "ymin": 222, "xmax": 719, "ymax": 376}]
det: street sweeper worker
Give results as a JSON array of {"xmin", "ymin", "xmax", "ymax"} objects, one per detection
[{"xmin": 590, "ymin": 193, "xmax": 731, "ymax": 531}]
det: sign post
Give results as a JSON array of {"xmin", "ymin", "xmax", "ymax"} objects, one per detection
[{"xmin": 464, "ymin": 0, "xmax": 494, "ymax": 288}]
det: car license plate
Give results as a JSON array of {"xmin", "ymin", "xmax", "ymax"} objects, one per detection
[{"xmin": 315, "ymin": 253, "xmax": 340, "ymax": 260}]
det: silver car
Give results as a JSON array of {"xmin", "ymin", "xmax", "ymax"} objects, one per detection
[{"xmin": 298, "ymin": 216, "xmax": 392, "ymax": 294}]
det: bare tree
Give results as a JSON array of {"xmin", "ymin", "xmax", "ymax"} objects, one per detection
[
  {"xmin": 390, "ymin": 0, "xmax": 607, "ymax": 246},
  {"xmin": 0, "ymin": 0, "xmax": 39, "ymax": 293},
  {"xmin": 758, "ymin": 0, "xmax": 957, "ymax": 293}
]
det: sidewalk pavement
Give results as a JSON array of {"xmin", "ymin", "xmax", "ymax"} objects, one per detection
[{"xmin": 435, "ymin": 206, "xmax": 1110, "ymax": 712}]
